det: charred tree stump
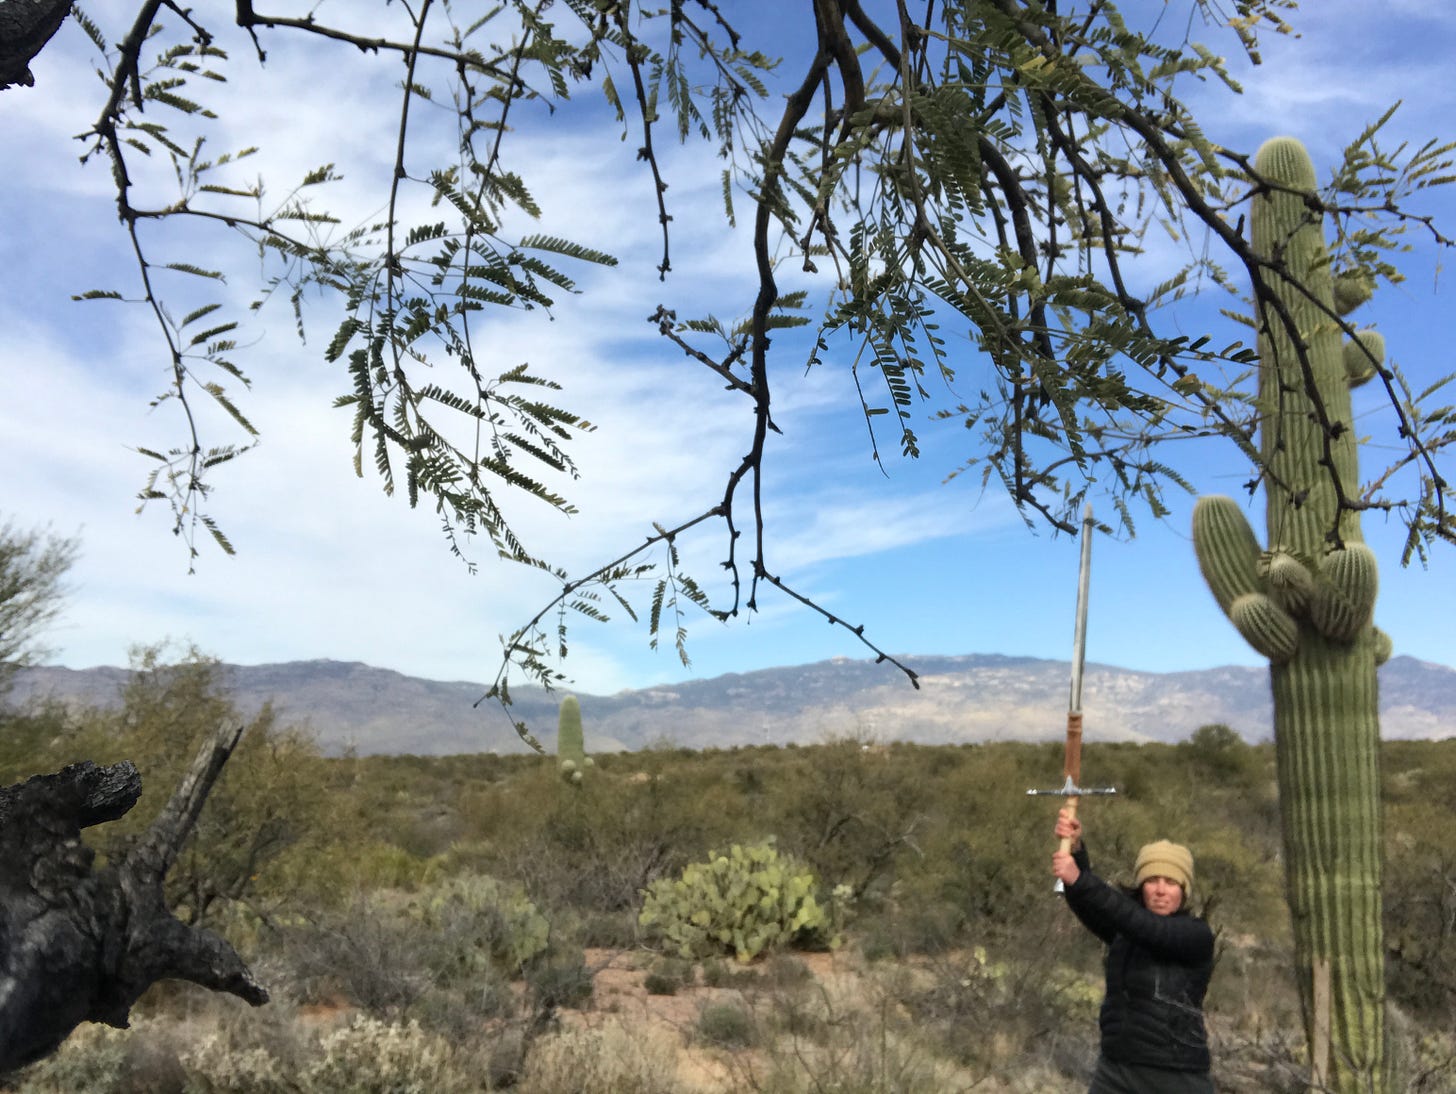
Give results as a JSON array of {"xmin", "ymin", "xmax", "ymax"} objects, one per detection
[
  {"xmin": 0, "ymin": 722, "xmax": 268, "ymax": 1074},
  {"xmin": 0, "ymin": 0, "xmax": 72, "ymax": 89}
]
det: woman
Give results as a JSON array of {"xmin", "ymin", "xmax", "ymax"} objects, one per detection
[{"xmin": 1052, "ymin": 808, "xmax": 1215, "ymax": 1094}]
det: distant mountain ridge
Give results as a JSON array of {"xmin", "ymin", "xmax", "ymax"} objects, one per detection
[{"xmin": 7, "ymin": 653, "xmax": 1455, "ymax": 756}]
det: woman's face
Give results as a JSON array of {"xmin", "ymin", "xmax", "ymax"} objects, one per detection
[{"xmin": 1141, "ymin": 876, "xmax": 1184, "ymax": 916}]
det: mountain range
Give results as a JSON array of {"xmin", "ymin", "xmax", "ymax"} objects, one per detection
[{"xmin": 7, "ymin": 653, "xmax": 1456, "ymax": 756}]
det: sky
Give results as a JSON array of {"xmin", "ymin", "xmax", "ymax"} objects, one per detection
[{"xmin": 4, "ymin": 1, "xmax": 1456, "ymax": 720}]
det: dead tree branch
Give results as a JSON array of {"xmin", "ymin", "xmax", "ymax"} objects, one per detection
[{"xmin": 0, "ymin": 723, "xmax": 267, "ymax": 1075}]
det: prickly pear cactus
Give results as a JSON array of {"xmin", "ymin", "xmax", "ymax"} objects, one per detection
[
  {"xmin": 555, "ymin": 695, "xmax": 593, "ymax": 784},
  {"xmin": 1192, "ymin": 137, "xmax": 1389, "ymax": 1092},
  {"xmin": 638, "ymin": 840, "xmax": 835, "ymax": 963}
]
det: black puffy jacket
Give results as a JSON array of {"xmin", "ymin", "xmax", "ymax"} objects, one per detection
[{"xmin": 1064, "ymin": 845, "xmax": 1215, "ymax": 1073}]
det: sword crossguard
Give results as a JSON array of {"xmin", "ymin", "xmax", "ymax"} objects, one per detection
[
  {"xmin": 1025, "ymin": 774, "xmax": 1118, "ymax": 798},
  {"xmin": 1030, "ymin": 772, "xmax": 1118, "ymax": 896}
]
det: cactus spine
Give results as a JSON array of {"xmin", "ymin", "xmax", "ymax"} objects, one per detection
[
  {"xmin": 1192, "ymin": 137, "xmax": 1389, "ymax": 1092},
  {"xmin": 556, "ymin": 694, "xmax": 592, "ymax": 783}
]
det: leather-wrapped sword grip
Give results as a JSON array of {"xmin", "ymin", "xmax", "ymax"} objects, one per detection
[{"xmin": 1056, "ymin": 710, "xmax": 1085, "ymax": 856}]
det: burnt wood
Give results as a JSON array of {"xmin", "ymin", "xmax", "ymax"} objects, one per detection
[
  {"xmin": 0, "ymin": 722, "xmax": 268, "ymax": 1074},
  {"xmin": 0, "ymin": 0, "xmax": 72, "ymax": 89}
]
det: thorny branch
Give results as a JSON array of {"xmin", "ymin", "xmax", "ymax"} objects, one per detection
[
  {"xmin": 21, "ymin": 0, "xmax": 1456, "ymax": 743},
  {"xmin": 232, "ymin": 2, "xmax": 515, "ymax": 79},
  {"xmin": 614, "ymin": 5, "xmax": 675, "ymax": 279}
]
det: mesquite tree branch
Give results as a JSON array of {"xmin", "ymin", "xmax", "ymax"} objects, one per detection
[{"xmin": 17, "ymin": 1, "xmax": 1456, "ymax": 740}]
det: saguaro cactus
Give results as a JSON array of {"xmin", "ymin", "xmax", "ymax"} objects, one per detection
[
  {"xmin": 1192, "ymin": 137, "xmax": 1390, "ymax": 1092},
  {"xmin": 555, "ymin": 694, "xmax": 592, "ymax": 783}
]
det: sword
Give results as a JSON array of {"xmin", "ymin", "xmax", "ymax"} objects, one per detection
[{"xmin": 1026, "ymin": 504, "xmax": 1116, "ymax": 891}]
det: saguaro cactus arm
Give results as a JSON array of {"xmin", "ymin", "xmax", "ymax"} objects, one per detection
[
  {"xmin": 1192, "ymin": 495, "xmax": 1302, "ymax": 662},
  {"xmin": 1262, "ymin": 551, "xmax": 1315, "ymax": 616},
  {"xmin": 1343, "ymin": 331, "xmax": 1384, "ymax": 388},
  {"xmin": 1309, "ymin": 543, "xmax": 1380, "ymax": 641},
  {"xmin": 1191, "ymin": 495, "xmax": 1264, "ymax": 614}
]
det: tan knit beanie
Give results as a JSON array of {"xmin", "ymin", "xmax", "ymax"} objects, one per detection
[{"xmin": 1134, "ymin": 840, "xmax": 1194, "ymax": 893}]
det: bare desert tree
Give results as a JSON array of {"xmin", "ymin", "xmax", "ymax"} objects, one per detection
[{"xmin": 0, "ymin": 521, "xmax": 77, "ymax": 690}]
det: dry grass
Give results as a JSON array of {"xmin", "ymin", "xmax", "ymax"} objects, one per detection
[{"xmin": 12, "ymin": 939, "xmax": 1456, "ymax": 1093}]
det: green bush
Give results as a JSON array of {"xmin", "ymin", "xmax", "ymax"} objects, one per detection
[
  {"xmin": 10, "ymin": 1023, "xmax": 130, "ymax": 1094},
  {"xmin": 280, "ymin": 840, "xmax": 445, "ymax": 898},
  {"xmin": 304, "ymin": 1016, "xmax": 458, "ymax": 1094},
  {"xmin": 642, "ymin": 971, "xmax": 680, "ymax": 996},
  {"xmin": 767, "ymin": 736, "xmax": 928, "ymax": 902},
  {"xmin": 696, "ymin": 1000, "xmax": 759, "ymax": 1048},
  {"xmin": 11, "ymin": 1015, "xmax": 198, "ymax": 1094},
  {"xmin": 410, "ymin": 873, "xmax": 551, "ymax": 981},
  {"xmin": 643, "ymin": 956, "xmax": 693, "ymax": 996},
  {"xmin": 639, "ymin": 839, "xmax": 835, "ymax": 963},
  {"xmin": 524, "ymin": 946, "xmax": 596, "ymax": 1011}
]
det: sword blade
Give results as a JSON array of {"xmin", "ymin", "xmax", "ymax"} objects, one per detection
[
  {"xmin": 1062, "ymin": 505, "xmax": 1094, "ymax": 788},
  {"xmin": 1049, "ymin": 508, "xmax": 1099, "ymax": 894},
  {"xmin": 1068, "ymin": 503, "xmax": 1094, "ymax": 717}
]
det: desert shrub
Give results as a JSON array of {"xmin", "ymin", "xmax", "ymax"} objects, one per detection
[
  {"xmin": 748, "ymin": 956, "xmax": 832, "ymax": 1044},
  {"xmin": 10, "ymin": 1015, "xmax": 194, "ymax": 1094},
  {"xmin": 523, "ymin": 945, "xmax": 595, "ymax": 1012},
  {"xmin": 409, "ymin": 873, "xmax": 551, "ymax": 982},
  {"xmin": 766, "ymin": 735, "xmax": 929, "ymax": 904},
  {"xmin": 701, "ymin": 958, "xmax": 760, "ymax": 991},
  {"xmin": 1184, "ymin": 825, "xmax": 1285, "ymax": 939},
  {"xmin": 277, "ymin": 840, "xmax": 445, "ymax": 902},
  {"xmin": 886, "ymin": 807, "xmax": 1049, "ymax": 955},
  {"xmin": 0, "ymin": 700, "xmax": 76, "ymax": 785},
  {"xmin": 760, "ymin": 952, "xmax": 814, "ymax": 989},
  {"xmin": 273, "ymin": 881, "xmax": 551, "ymax": 1028},
  {"xmin": 181, "ymin": 1036, "xmax": 293, "ymax": 1094},
  {"xmin": 517, "ymin": 1022, "xmax": 680, "ymax": 1094},
  {"xmin": 639, "ymin": 839, "xmax": 837, "ymax": 963},
  {"xmin": 10, "ymin": 1023, "xmax": 130, "ymax": 1094},
  {"xmin": 757, "ymin": 998, "xmax": 985, "ymax": 1094},
  {"xmin": 188, "ymin": 1011, "xmax": 488, "ymax": 1093},
  {"xmin": 303, "ymin": 1016, "xmax": 460, "ymax": 1094},
  {"xmin": 893, "ymin": 940, "xmax": 1098, "ymax": 1080},
  {"xmin": 478, "ymin": 767, "xmax": 703, "ymax": 926},
  {"xmin": 1181, "ymin": 723, "xmax": 1258, "ymax": 779},
  {"xmin": 573, "ymin": 903, "xmax": 643, "ymax": 948},
  {"xmin": 271, "ymin": 894, "xmax": 431, "ymax": 1017},
  {"xmin": 766, "ymin": 989, "xmax": 832, "ymax": 1044},
  {"xmin": 1384, "ymin": 795, "xmax": 1456, "ymax": 1020},
  {"xmin": 51, "ymin": 648, "xmax": 332, "ymax": 927},
  {"xmin": 641, "ymin": 970, "xmax": 679, "ymax": 996},
  {"xmin": 643, "ymin": 956, "xmax": 693, "ymax": 996},
  {"xmin": 696, "ymin": 1000, "xmax": 759, "ymax": 1048},
  {"xmin": 410, "ymin": 984, "xmax": 517, "ymax": 1043}
]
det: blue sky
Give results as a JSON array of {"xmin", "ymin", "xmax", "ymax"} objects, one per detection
[{"xmin": 4, "ymin": 1, "xmax": 1455, "ymax": 709}]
